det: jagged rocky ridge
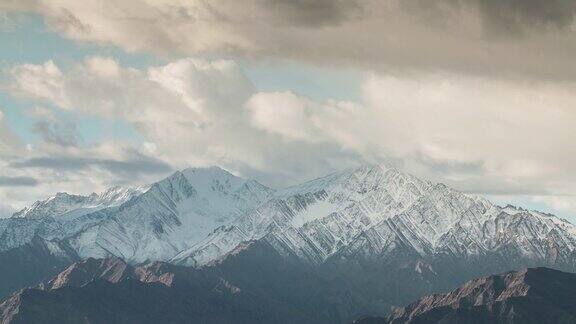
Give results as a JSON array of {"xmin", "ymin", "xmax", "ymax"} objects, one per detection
[
  {"xmin": 355, "ymin": 267, "xmax": 576, "ymax": 324},
  {"xmin": 1, "ymin": 165, "xmax": 576, "ymax": 320}
]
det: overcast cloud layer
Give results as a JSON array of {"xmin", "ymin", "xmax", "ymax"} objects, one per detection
[
  {"xmin": 0, "ymin": 0, "xmax": 575, "ymax": 219},
  {"xmin": 3, "ymin": 0, "xmax": 576, "ymax": 80}
]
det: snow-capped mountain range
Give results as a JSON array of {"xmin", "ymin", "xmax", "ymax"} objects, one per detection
[
  {"xmin": 1, "ymin": 165, "xmax": 575, "ymax": 271},
  {"xmin": 11, "ymin": 186, "xmax": 146, "ymax": 220}
]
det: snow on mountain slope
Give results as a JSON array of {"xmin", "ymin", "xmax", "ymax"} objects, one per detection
[
  {"xmin": 66, "ymin": 167, "xmax": 274, "ymax": 263},
  {"xmin": 173, "ymin": 165, "xmax": 437, "ymax": 265},
  {"xmin": 173, "ymin": 165, "xmax": 576, "ymax": 270},
  {"xmin": 2, "ymin": 164, "xmax": 575, "ymax": 272},
  {"xmin": 0, "ymin": 187, "xmax": 144, "ymax": 252},
  {"xmin": 11, "ymin": 186, "xmax": 145, "ymax": 220},
  {"xmin": 0, "ymin": 167, "xmax": 273, "ymax": 263}
]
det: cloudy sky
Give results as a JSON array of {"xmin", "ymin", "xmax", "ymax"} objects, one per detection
[{"xmin": 0, "ymin": 0, "xmax": 575, "ymax": 221}]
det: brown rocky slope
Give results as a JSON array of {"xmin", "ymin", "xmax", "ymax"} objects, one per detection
[{"xmin": 355, "ymin": 267, "xmax": 576, "ymax": 324}]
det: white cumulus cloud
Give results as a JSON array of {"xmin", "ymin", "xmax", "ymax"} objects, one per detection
[{"xmin": 4, "ymin": 57, "xmax": 576, "ymax": 219}]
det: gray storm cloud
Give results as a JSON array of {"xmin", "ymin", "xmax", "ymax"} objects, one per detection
[
  {"xmin": 475, "ymin": 0, "xmax": 576, "ymax": 34},
  {"xmin": 2, "ymin": 0, "xmax": 576, "ymax": 79}
]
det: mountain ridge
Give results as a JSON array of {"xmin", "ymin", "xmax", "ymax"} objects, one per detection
[
  {"xmin": 0, "ymin": 164, "xmax": 575, "ymax": 318},
  {"xmin": 3, "ymin": 164, "xmax": 576, "ymax": 269}
]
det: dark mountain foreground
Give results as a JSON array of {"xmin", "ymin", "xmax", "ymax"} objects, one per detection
[
  {"xmin": 0, "ymin": 236, "xmax": 77, "ymax": 299},
  {"xmin": 355, "ymin": 267, "xmax": 576, "ymax": 324},
  {"xmin": 0, "ymin": 256, "xmax": 314, "ymax": 324},
  {"xmin": 2, "ymin": 254, "xmax": 576, "ymax": 324}
]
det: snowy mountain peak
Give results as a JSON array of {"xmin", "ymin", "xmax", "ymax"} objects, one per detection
[
  {"xmin": 173, "ymin": 164, "xmax": 576, "ymax": 268},
  {"xmin": 58, "ymin": 166, "xmax": 274, "ymax": 263},
  {"xmin": 173, "ymin": 164, "xmax": 441, "ymax": 266},
  {"xmin": 155, "ymin": 166, "xmax": 273, "ymax": 205},
  {"xmin": 11, "ymin": 186, "xmax": 143, "ymax": 220},
  {"xmin": 3, "ymin": 165, "xmax": 576, "ymax": 271},
  {"xmin": 181, "ymin": 165, "xmax": 235, "ymax": 177},
  {"xmin": 181, "ymin": 166, "xmax": 249, "ymax": 192}
]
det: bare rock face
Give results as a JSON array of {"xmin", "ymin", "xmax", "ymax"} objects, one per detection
[
  {"xmin": 45, "ymin": 257, "xmax": 132, "ymax": 289},
  {"xmin": 356, "ymin": 267, "xmax": 576, "ymax": 324}
]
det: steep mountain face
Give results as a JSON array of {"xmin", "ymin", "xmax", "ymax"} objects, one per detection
[
  {"xmin": 174, "ymin": 165, "xmax": 576, "ymax": 276},
  {"xmin": 64, "ymin": 167, "xmax": 274, "ymax": 263},
  {"xmin": 0, "ymin": 167, "xmax": 273, "ymax": 264},
  {"xmin": 173, "ymin": 166, "xmax": 438, "ymax": 266},
  {"xmin": 356, "ymin": 267, "xmax": 576, "ymax": 324}
]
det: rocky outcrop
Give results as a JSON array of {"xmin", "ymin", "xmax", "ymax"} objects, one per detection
[{"xmin": 356, "ymin": 267, "xmax": 576, "ymax": 324}]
